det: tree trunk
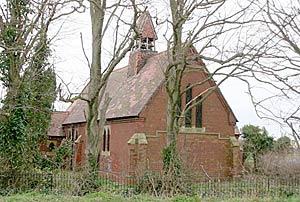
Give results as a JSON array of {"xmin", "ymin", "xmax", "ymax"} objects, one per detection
[
  {"xmin": 84, "ymin": 0, "xmax": 138, "ymax": 171},
  {"xmin": 85, "ymin": 0, "xmax": 105, "ymax": 171},
  {"xmin": 86, "ymin": 98, "xmax": 100, "ymax": 170},
  {"xmin": 86, "ymin": 90, "xmax": 111, "ymax": 171},
  {"xmin": 166, "ymin": 94, "xmax": 178, "ymax": 146}
]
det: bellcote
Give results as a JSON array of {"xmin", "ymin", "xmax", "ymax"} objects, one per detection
[
  {"xmin": 128, "ymin": 11, "xmax": 157, "ymax": 77},
  {"xmin": 133, "ymin": 11, "xmax": 157, "ymax": 51}
]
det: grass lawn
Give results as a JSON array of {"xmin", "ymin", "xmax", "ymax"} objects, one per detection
[{"xmin": 1, "ymin": 192, "xmax": 300, "ymax": 202}]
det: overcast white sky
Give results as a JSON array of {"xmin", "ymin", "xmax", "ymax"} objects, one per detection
[{"xmin": 48, "ymin": 1, "xmax": 287, "ymax": 138}]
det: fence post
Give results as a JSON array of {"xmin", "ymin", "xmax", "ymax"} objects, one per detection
[{"xmin": 50, "ymin": 173, "xmax": 54, "ymax": 192}]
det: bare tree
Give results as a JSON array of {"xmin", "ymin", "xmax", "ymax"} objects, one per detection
[
  {"xmin": 66, "ymin": 0, "xmax": 141, "ymax": 170},
  {"xmin": 246, "ymin": 0, "xmax": 300, "ymax": 147},
  {"xmin": 162, "ymin": 0, "xmax": 300, "ymax": 173},
  {"xmin": 159, "ymin": 0, "xmax": 260, "ymax": 175}
]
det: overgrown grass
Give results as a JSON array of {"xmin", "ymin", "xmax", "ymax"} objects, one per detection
[
  {"xmin": 1, "ymin": 192, "xmax": 300, "ymax": 202},
  {"xmin": 189, "ymin": 178, "xmax": 299, "ymax": 198},
  {"xmin": 0, "ymin": 170, "xmax": 137, "ymax": 196}
]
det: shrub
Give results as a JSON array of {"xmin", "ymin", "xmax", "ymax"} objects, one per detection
[{"xmin": 258, "ymin": 149, "xmax": 300, "ymax": 178}]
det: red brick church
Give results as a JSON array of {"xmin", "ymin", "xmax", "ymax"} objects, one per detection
[{"xmin": 46, "ymin": 12, "xmax": 242, "ymax": 177}]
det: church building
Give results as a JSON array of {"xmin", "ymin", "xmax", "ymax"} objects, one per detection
[{"xmin": 46, "ymin": 12, "xmax": 242, "ymax": 177}]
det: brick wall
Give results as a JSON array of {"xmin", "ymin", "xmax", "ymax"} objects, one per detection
[
  {"xmin": 135, "ymin": 68, "xmax": 241, "ymax": 176},
  {"xmin": 63, "ymin": 123, "xmax": 86, "ymax": 166},
  {"xmin": 107, "ymin": 118, "xmax": 144, "ymax": 173},
  {"xmin": 62, "ymin": 68, "xmax": 241, "ymax": 176}
]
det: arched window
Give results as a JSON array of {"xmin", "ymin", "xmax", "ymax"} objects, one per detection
[
  {"xmin": 68, "ymin": 129, "xmax": 72, "ymax": 139},
  {"xmin": 74, "ymin": 129, "xmax": 78, "ymax": 140},
  {"xmin": 177, "ymin": 96, "xmax": 182, "ymax": 118},
  {"xmin": 49, "ymin": 142, "xmax": 55, "ymax": 152},
  {"xmin": 185, "ymin": 84, "xmax": 192, "ymax": 127},
  {"xmin": 102, "ymin": 126, "xmax": 111, "ymax": 152},
  {"xmin": 196, "ymin": 96, "xmax": 202, "ymax": 128},
  {"xmin": 102, "ymin": 130, "xmax": 107, "ymax": 151},
  {"xmin": 107, "ymin": 128, "xmax": 110, "ymax": 151}
]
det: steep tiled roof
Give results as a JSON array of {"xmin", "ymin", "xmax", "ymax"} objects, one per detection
[
  {"xmin": 48, "ymin": 111, "xmax": 69, "ymax": 136},
  {"xmin": 63, "ymin": 52, "xmax": 166, "ymax": 125},
  {"xmin": 137, "ymin": 11, "xmax": 158, "ymax": 39},
  {"xmin": 63, "ymin": 50, "xmax": 238, "ymax": 125}
]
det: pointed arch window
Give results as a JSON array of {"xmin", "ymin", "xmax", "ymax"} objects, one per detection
[
  {"xmin": 177, "ymin": 95, "xmax": 182, "ymax": 119},
  {"xmin": 196, "ymin": 96, "xmax": 202, "ymax": 128},
  {"xmin": 49, "ymin": 142, "xmax": 55, "ymax": 152},
  {"xmin": 185, "ymin": 84, "xmax": 192, "ymax": 127},
  {"xmin": 102, "ymin": 130, "xmax": 106, "ymax": 151},
  {"xmin": 102, "ymin": 126, "xmax": 110, "ymax": 152}
]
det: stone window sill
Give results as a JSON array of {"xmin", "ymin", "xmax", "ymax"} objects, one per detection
[
  {"xmin": 179, "ymin": 127, "xmax": 206, "ymax": 134},
  {"xmin": 101, "ymin": 151, "xmax": 110, "ymax": 156}
]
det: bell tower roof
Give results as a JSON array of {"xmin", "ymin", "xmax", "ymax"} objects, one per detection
[
  {"xmin": 137, "ymin": 11, "xmax": 158, "ymax": 40},
  {"xmin": 132, "ymin": 11, "xmax": 157, "ymax": 52}
]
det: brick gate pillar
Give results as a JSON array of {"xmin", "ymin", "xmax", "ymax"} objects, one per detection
[
  {"xmin": 128, "ymin": 133, "xmax": 148, "ymax": 176},
  {"xmin": 230, "ymin": 136, "xmax": 242, "ymax": 177}
]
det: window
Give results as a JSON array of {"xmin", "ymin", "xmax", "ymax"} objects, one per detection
[
  {"xmin": 196, "ymin": 96, "xmax": 202, "ymax": 128},
  {"xmin": 49, "ymin": 142, "xmax": 55, "ymax": 152},
  {"xmin": 68, "ymin": 127, "xmax": 78, "ymax": 141},
  {"xmin": 102, "ymin": 126, "xmax": 110, "ymax": 152},
  {"xmin": 68, "ymin": 128, "xmax": 72, "ymax": 139},
  {"xmin": 185, "ymin": 84, "xmax": 192, "ymax": 127},
  {"xmin": 102, "ymin": 130, "xmax": 106, "ymax": 151},
  {"xmin": 177, "ymin": 96, "xmax": 182, "ymax": 118},
  {"xmin": 74, "ymin": 128, "xmax": 78, "ymax": 141}
]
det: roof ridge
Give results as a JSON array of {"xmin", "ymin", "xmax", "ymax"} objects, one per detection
[{"xmin": 113, "ymin": 65, "xmax": 128, "ymax": 72}]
